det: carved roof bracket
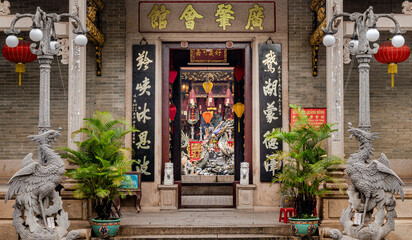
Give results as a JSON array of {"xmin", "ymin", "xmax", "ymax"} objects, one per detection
[
  {"xmin": 87, "ymin": 0, "xmax": 104, "ymax": 76},
  {"xmin": 310, "ymin": 0, "xmax": 326, "ymax": 76}
]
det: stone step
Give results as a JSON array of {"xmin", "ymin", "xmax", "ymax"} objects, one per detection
[
  {"xmin": 117, "ymin": 225, "xmax": 292, "ymax": 236},
  {"xmin": 107, "ymin": 234, "xmax": 302, "ymax": 239},
  {"xmin": 182, "ymin": 185, "xmax": 233, "ymax": 195}
]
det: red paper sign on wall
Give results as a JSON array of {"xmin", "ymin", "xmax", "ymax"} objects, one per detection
[{"xmin": 290, "ymin": 108, "xmax": 327, "ymax": 128}]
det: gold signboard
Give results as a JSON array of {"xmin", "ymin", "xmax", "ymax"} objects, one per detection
[{"xmin": 139, "ymin": 1, "xmax": 276, "ymax": 33}]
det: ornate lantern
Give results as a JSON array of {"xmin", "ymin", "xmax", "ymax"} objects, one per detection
[
  {"xmin": 374, "ymin": 40, "xmax": 410, "ymax": 87},
  {"xmin": 2, "ymin": 38, "xmax": 37, "ymax": 86},
  {"xmin": 188, "ymin": 89, "xmax": 197, "ymax": 107},
  {"xmin": 206, "ymin": 90, "xmax": 216, "ymax": 111},
  {"xmin": 202, "ymin": 111, "xmax": 213, "ymax": 124},
  {"xmin": 224, "ymin": 88, "xmax": 233, "ymax": 106},
  {"xmin": 187, "ymin": 89, "xmax": 199, "ymax": 125},
  {"xmin": 234, "ymin": 65, "xmax": 244, "ymax": 82},
  {"xmin": 233, "ymin": 102, "xmax": 245, "ymax": 132},
  {"xmin": 203, "ymin": 81, "xmax": 213, "ymax": 94},
  {"xmin": 169, "ymin": 69, "xmax": 178, "ymax": 84}
]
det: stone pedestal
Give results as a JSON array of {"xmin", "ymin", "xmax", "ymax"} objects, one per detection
[
  {"xmin": 158, "ymin": 184, "xmax": 178, "ymax": 210},
  {"xmin": 236, "ymin": 184, "xmax": 256, "ymax": 210}
]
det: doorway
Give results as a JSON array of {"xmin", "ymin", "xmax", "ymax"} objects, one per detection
[{"xmin": 162, "ymin": 42, "xmax": 252, "ymax": 208}]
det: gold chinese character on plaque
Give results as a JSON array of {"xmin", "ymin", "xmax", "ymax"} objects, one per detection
[
  {"xmin": 215, "ymin": 4, "xmax": 235, "ymax": 31},
  {"xmin": 179, "ymin": 4, "xmax": 203, "ymax": 30},
  {"xmin": 245, "ymin": 4, "xmax": 264, "ymax": 30},
  {"xmin": 147, "ymin": 4, "xmax": 171, "ymax": 30}
]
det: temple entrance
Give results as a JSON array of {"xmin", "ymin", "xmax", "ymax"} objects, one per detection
[{"xmin": 162, "ymin": 42, "xmax": 252, "ymax": 208}]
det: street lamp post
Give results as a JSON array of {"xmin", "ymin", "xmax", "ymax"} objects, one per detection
[
  {"xmin": 4, "ymin": 7, "xmax": 88, "ymax": 164},
  {"xmin": 322, "ymin": 7, "xmax": 406, "ymax": 239},
  {"xmin": 323, "ymin": 6, "xmax": 405, "ymax": 132}
]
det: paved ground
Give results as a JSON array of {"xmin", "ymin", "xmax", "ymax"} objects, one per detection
[{"xmin": 120, "ymin": 208, "xmax": 284, "ymax": 227}]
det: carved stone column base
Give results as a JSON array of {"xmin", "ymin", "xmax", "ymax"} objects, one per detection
[
  {"xmin": 236, "ymin": 184, "xmax": 256, "ymax": 210},
  {"xmin": 158, "ymin": 184, "xmax": 178, "ymax": 210}
]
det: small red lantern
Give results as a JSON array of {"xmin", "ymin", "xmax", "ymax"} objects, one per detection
[
  {"xmin": 374, "ymin": 40, "xmax": 410, "ymax": 87},
  {"xmin": 2, "ymin": 39, "xmax": 37, "ymax": 86},
  {"xmin": 234, "ymin": 65, "xmax": 244, "ymax": 82},
  {"xmin": 169, "ymin": 103, "xmax": 177, "ymax": 134},
  {"xmin": 169, "ymin": 69, "xmax": 177, "ymax": 84}
]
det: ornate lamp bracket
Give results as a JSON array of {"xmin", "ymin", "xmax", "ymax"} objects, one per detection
[{"xmin": 4, "ymin": 7, "xmax": 88, "ymax": 56}]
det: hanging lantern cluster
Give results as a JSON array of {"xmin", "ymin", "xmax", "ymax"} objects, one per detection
[
  {"xmin": 2, "ymin": 38, "xmax": 37, "ymax": 86},
  {"xmin": 374, "ymin": 40, "xmax": 410, "ymax": 87}
]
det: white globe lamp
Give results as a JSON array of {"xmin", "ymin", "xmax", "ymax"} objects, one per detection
[
  {"xmin": 349, "ymin": 39, "xmax": 359, "ymax": 50},
  {"xmin": 74, "ymin": 34, "xmax": 88, "ymax": 46},
  {"xmin": 5, "ymin": 35, "xmax": 19, "ymax": 48},
  {"xmin": 50, "ymin": 40, "xmax": 58, "ymax": 50},
  {"xmin": 391, "ymin": 35, "xmax": 405, "ymax": 48},
  {"xmin": 29, "ymin": 28, "xmax": 43, "ymax": 42},
  {"xmin": 323, "ymin": 34, "xmax": 336, "ymax": 47},
  {"xmin": 366, "ymin": 28, "xmax": 379, "ymax": 42}
]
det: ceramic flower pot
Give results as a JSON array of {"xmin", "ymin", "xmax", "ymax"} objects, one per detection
[
  {"xmin": 91, "ymin": 218, "xmax": 121, "ymax": 238},
  {"xmin": 289, "ymin": 217, "xmax": 319, "ymax": 236}
]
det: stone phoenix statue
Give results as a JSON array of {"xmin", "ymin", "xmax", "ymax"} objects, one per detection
[
  {"xmin": 323, "ymin": 6, "xmax": 406, "ymax": 240},
  {"xmin": 330, "ymin": 124, "xmax": 404, "ymax": 240},
  {"xmin": 5, "ymin": 130, "xmax": 79, "ymax": 240}
]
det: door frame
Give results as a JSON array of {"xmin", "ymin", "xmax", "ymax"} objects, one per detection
[{"xmin": 161, "ymin": 42, "xmax": 252, "ymax": 203}]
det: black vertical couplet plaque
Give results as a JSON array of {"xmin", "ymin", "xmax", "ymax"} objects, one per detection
[
  {"xmin": 259, "ymin": 43, "xmax": 282, "ymax": 182},
  {"xmin": 132, "ymin": 44, "xmax": 155, "ymax": 181}
]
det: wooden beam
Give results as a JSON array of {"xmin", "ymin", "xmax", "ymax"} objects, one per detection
[{"xmin": 0, "ymin": 15, "xmax": 68, "ymax": 37}]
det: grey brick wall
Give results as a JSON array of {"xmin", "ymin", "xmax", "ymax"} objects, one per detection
[
  {"xmin": 86, "ymin": 0, "xmax": 126, "ymax": 120},
  {"xmin": 0, "ymin": 1, "xmax": 69, "ymax": 160},
  {"xmin": 0, "ymin": 0, "xmax": 126, "ymax": 160},
  {"xmin": 288, "ymin": 0, "xmax": 327, "ymax": 109}
]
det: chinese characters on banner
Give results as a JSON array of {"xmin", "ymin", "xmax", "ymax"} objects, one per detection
[
  {"xmin": 189, "ymin": 49, "xmax": 227, "ymax": 63},
  {"xmin": 290, "ymin": 108, "xmax": 327, "ymax": 129},
  {"xmin": 259, "ymin": 43, "xmax": 282, "ymax": 182},
  {"xmin": 139, "ymin": 1, "xmax": 276, "ymax": 33},
  {"xmin": 132, "ymin": 45, "xmax": 155, "ymax": 181}
]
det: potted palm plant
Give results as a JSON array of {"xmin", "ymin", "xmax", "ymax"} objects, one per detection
[
  {"xmin": 265, "ymin": 105, "xmax": 343, "ymax": 236},
  {"xmin": 60, "ymin": 111, "xmax": 138, "ymax": 238}
]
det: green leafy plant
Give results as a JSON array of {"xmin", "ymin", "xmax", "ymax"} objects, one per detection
[
  {"xmin": 265, "ymin": 105, "xmax": 344, "ymax": 218},
  {"xmin": 60, "ymin": 111, "xmax": 139, "ymax": 220}
]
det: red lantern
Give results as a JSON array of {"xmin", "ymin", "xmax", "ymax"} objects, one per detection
[
  {"xmin": 2, "ymin": 39, "xmax": 37, "ymax": 86},
  {"xmin": 169, "ymin": 103, "xmax": 177, "ymax": 121},
  {"xmin": 374, "ymin": 40, "xmax": 410, "ymax": 87},
  {"xmin": 169, "ymin": 103, "xmax": 177, "ymax": 134},
  {"xmin": 169, "ymin": 69, "xmax": 177, "ymax": 84},
  {"xmin": 234, "ymin": 65, "xmax": 244, "ymax": 82}
]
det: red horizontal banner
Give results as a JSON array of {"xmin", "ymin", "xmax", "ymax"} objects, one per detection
[{"xmin": 290, "ymin": 108, "xmax": 326, "ymax": 128}]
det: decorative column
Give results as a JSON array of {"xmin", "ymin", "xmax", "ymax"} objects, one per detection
[
  {"xmin": 357, "ymin": 54, "xmax": 372, "ymax": 131},
  {"xmin": 38, "ymin": 55, "xmax": 54, "ymax": 133},
  {"xmin": 68, "ymin": 0, "xmax": 87, "ymax": 148},
  {"xmin": 326, "ymin": 0, "xmax": 344, "ymax": 158}
]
